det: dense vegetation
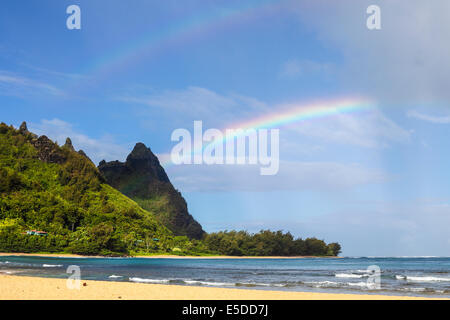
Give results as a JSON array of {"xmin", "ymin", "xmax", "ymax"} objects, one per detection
[
  {"xmin": 204, "ymin": 230, "xmax": 341, "ymax": 256},
  {"xmin": 0, "ymin": 123, "xmax": 205, "ymax": 256},
  {"xmin": 98, "ymin": 143, "xmax": 204, "ymax": 239},
  {"xmin": 0, "ymin": 122, "xmax": 341, "ymax": 257}
]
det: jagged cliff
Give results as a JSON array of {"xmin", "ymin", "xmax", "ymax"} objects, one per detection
[
  {"xmin": 0, "ymin": 122, "xmax": 175, "ymax": 255},
  {"xmin": 98, "ymin": 143, "xmax": 205, "ymax": 239}
]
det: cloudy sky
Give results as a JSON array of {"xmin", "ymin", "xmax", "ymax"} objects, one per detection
[{"xmin": 1, "ymin": 0, "xmax": 450, "ymax": 256}]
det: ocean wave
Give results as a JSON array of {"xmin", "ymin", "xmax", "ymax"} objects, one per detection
[
  {"xmin": 184, "ymin": 280, "xmax": 234, "ymax": 286},
  {"xmin": 108, "ymin": 275, "xmax": 123, "ymax": 279},
  {"xmin": 0, "ymin": 262, "xmax": 32, "ymax": 268},
  {"xmin": 0, "ymin": 270, "xmax": 15, "ymax": 274},
  {"xmin": 396, "ymin": 287, "xmax": 450, "ymax": 294},
  {"xmin": 127, "ymin": 277, "xmax": 288, "ymax": 288},
  {"xmin": 42, "ymin": 264, "xmax": 63, "ymax": 268},
  {"xmin": 129, "ymin": 277, "xmax": 171, "ymax": 284},
  {"xmin": 270, "ymin": 283, "xmax": 287, "ymax": 287},
  {"xmin": 335, "ymin": 273, "xmax": 365, "ymax": 279},
  {"xmin": 399, "ymin": 287, "xmax": 427, "ymax": 293},
  {"xmin": 236, "ymin": 282, "xmax": 286, "ymax": 287},
  {"xmin": 396, "ymin": 256, "xmax": 441, "ymax": 258},
  {"xmin": 347, "ymin": 281, "xmax": 370, "ymax": 287},
  {"xmin": 405, "ymin": 276, "xmax": 450, "ymax": 283},
  {"xmin": 434, "ymin": 290, "xmax": 448, "ymax": 294},
  {"xmin": 305, "ymin": 280, "xmax": 342, "ymax": 288},
  {"xmin": 305, "ymin": 280, "xmax": 372, "ymax": 289}
]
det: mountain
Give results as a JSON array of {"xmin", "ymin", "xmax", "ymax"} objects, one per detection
[
  {"xmin": 98, "ymin": 143, "xmax": 205, "ymax": 239},
  {"xmin": 0, "ymin": 122, "xmax": 188, "ymax": 256},
  {"xmin": 0, "ymin": 121, "xmax": 340, "ymax": 257}
]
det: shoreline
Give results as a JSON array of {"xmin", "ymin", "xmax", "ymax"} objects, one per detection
[
  {"xmin": 0, "ymin": 274, "xmax": 443, "ymax": 300},
  {"xmin": 0, "ymin": 252, "xmax": 340, "ymax": 259}
]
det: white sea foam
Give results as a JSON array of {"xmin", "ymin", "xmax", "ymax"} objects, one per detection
[
  {"xmin": 237, "ymin": 282, "xmax": 285, "ymax": 287},
  {"xmin": 406, "ymin": 276, "xmax": 450, "ymax": 283},
  {"xmin": 306, "ymin": 280, "xmax": 372, "ymax": 289},
  {"xmin": 399, "ymin": 287, "xmax": 427, "ymax": 293},
  {"xmin": 108, "ymin": 275, "xmax": 123, "ymax": 279},
  {"xmin": 42, "ymin": 264, "xmax": 63, "ymax": 268},
  {"xmin": 184, "ymin": 280, "xmax": 234, "ymax": 286},
  {"xmin": 270, "ymin": 283, "xmax": 286, "ymax": 287},
  {"xmin": 395, "ymin": 275, "xmax": 406, "ymax": 280},
  {"xmin": 347, "ymin": 282, "xmax": 369, "ymax": 287},
  {"xmin": 305, "ymin": 281, "xmax": 341, "ymax": 288},
  {"xmin": 129, "ymin": 277, "xmax": 170, "ymax": 284},
  {"xmin": 335, "ymin": 273, "xmax": 365, "ymax": 278},
  {"xmin": 0, "ymin": 270, "xmax": 15, "ymax": 274}
]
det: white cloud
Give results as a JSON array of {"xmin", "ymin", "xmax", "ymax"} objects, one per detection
[
  {"xmin": 289, "ymin": 0, "xmax": 450, "ymax": 104},
  {"xmin": 120, "ymin": 86, "xmax": 235, "ymax": 112},
  {"xmin": 0, "ymin": 71, "xmax": 63, "ymax": 97},
  {"xmin": 165, "ymin": 160, "xmax": 387, "ymax": 192},
  {"xmin": 117, "ymin": 86, "xmax": 269, "ymax": 127},
  {"xmin": 407, "ymin": 110, "xmax": 450, "ymax": 124},
  {"xmin": 287, "ymin": 108, "xmax": 411, "ymax": 148},
  {"xmin": 29, "ymin": 119, "xmax": 130, "ymax": 165},
  {"xmin": 19, "ymin": 64, "xmax": 87, "ymax": 81}
]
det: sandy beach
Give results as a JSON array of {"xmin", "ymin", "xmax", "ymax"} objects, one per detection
[{"xmin": 0, "ymin": 274, "xmax": 444, "ymax": 300}]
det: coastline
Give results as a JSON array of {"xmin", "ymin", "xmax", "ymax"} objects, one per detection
[
  {"xmin": 0, "ymin": 274, "xmax": 443, "ymax": 300},
  {"xmin": 0, "ymin": 252, "xmax": 340, "ymax": 259}
]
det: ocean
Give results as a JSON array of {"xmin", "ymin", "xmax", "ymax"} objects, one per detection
[{"xmin": 1, "ymin": 256, "xmax": 449, "ymax": 298}]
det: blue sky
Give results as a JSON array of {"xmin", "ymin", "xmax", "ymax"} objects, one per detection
[{"xmin": 1, "ymin": 0, "xmax": 450, "ymax": 256}]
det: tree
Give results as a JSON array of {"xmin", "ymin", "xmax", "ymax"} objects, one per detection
[{"xmin": 327, "ymin": 242, "xmax": 342, "ymax": 256}]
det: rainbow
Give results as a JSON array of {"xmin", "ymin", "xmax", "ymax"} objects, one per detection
[
  {"xmin": 162, "ymin": 98, "xmax": 374, "ymax": 166},
  {"xmin": 226, "ymin": 98, "xmax": 373, "ymax": 132},
  {"xmin": 75, "ymin": 0, "xmax": 281, "ymax": 84}
]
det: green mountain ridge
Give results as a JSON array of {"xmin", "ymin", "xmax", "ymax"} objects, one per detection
[{"xmin": 0, "ymin": 122, "xmax": 207, "ymax": 256}]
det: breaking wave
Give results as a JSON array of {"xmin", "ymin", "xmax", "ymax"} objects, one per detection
[
  {"xmin": 405, "ymin": 276, "xmax": 450, "ymax": 283},
  {"xmin": 335, "ymin": 273, "xmax": 366, "ymax": 279},
  {"xmin": 129, "ymin": 277, "xmax": 171, "ymax": 284}
]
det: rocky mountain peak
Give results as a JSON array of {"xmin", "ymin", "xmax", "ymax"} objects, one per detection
[
  {"xmin": 98, "ymin": 142, "xmax": 205, "ymax": 239},
  {"xmin": 19, "ymin": 121, "xmax": 28, "ymax": 134},
  {"xmin": 127, "ymin": 142, "xmax": 155, "ymax": 160},
  {"xmin": 125, "ymin": 143, "xmax": 169, "ymax": 183},
  {"xmin": 31, "ymin": 135, "xmax": 67, "ymax": 164},
  {"xmin": 64, "ymin": 137, "xmax": 75, "ymax": 151}
]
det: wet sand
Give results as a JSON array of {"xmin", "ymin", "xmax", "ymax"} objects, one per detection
[{"xmin": 0, "ymin": 275, "xmax": 442, "ymax": 300}]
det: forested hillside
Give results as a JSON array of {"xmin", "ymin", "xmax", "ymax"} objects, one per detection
[
  {"xmin": 0, "ymin": 122, "xmax": 341, "ymax": 257},
  {"xmin": 0, "ymin": 122, "xmax": 207, "ymax": 256}
]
